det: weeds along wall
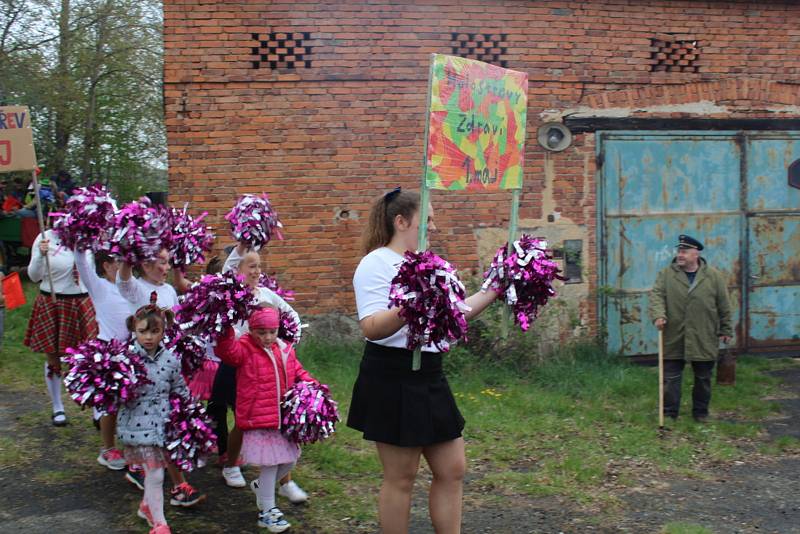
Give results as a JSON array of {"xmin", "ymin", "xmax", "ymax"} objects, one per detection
[{"xmin": 164, "ymin": 0, "xmax": 800, "ymax": 340}]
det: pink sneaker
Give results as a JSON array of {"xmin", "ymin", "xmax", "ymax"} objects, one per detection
[
  {"xmin": 137, "ymin": 501, "xmax": 153, "ymax": 527},
  {"xmin": 149, "ymin": 524, "xmax": 171, "ymax": 534},
  {"xmin": 97, "ymin": 447, "xmax": 126, "ymax": 470}
]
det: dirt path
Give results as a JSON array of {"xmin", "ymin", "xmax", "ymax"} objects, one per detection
[
  {"xmin": 1, "ymin": 365, "xmax": 799, "ymax": 533},
  {"xmin": 613, "ymin": 366, "xmax": 800, "ymax": 534}
]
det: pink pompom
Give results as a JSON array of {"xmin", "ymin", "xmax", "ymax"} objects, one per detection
[
  {"xmin": 170, "ymin": 206, "xmax": 215, "ymax": 273},
  {"xmin": 281, "ymin": 381, "xmax": 339, "ymax": 444},
  {"xmin": 165, "ymin": 325, "xmax": 208, "ymax": 378},
  {"xmin": 259, "ymin": 272, "xmax": 295, "ymax": 301},
  {"xmin": 62, "ymin": 339, "xmax": 150, "ymax": 414},
  {"xmin": 388, "ymin": 250, "xmax": 470, "ymax": 351},
  {"xmin": 51, "ymin": 184, "xmax": 117, "ymax": 252},
  {"xmin": 174, "ymin": 271, "xmax": 257, "ymax": 340},
  {"xmin": 109, "ymin": 197, "xmax": 172, "ymax": 265},
  {"xmin": 481, "ymin": 235, "xmax": 565, "ymax": 331},
  {"xmin": 165, "ymin": 393, "xmax": 217, "ymax": 471},
  {"xmin": 278, "ymin": 311, "xmax": 302, "ymax": 345},
  {"xmin": 225, "ymin": 193, "xmax": 283, "ymax": 250}
]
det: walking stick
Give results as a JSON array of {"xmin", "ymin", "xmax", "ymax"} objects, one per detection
[
  {"xmin": 31, "ymin": 169, "xmax": 56, "ymax": 303},
  {"xmin": 658, "ymin": 329, "xmax": 665, "ymax": 431}
]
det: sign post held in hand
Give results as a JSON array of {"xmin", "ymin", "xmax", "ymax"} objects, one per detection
[
  {"xmin": 0, "ymin": 106, "xmax": 55, "ymax": 301},
  {"xmin": 415, "ymin": 55, "xmax": 529, "ymax": 369}
]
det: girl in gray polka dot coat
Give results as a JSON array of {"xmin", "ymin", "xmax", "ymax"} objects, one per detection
[{"xmin": 116, "ymin": 302, "xmax": 189, "ymax": 534}]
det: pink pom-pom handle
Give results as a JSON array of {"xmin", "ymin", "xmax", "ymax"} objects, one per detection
[
  {"xmin": 62, "ymin": 338, "xmax": 150, "ymax": 414},
  {"xmin": 281, "ymin": 381, "xmax": 339, "ymax": 444},
  {"xmin": 225, "ymin": 193, "xmax": 283, "ymax": 251},
  {"xmin": 51, "ymin": 184, "xmax": 117, "ymax": 252},
  {"xmin": 165, "ymin": 393, "xmax": 217, "ymax": 471},
  {"xmin": 109, "ymin": 197, "xmax": 173, "ymax": 265},
  {"xmin": 173, "ymin": 270, "xmax": 258, "ymax": 341},
  {"xmin": 388, "ymin": 250, "xmax": 470, "ymax": 351},
  {"xmin": 481, "ymin": 235, "xmax": 565, "ymax": 331},
  {"xmin": 169, "ymin": 205, "xmax": 215, "ymax": 273}
]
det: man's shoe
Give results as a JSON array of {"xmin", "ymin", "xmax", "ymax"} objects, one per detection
[
  {"xmin": 169, "ymin": 482, "xmax": 206, "ymax": 507},
  {"xmin": 97, "ymin": 448, "xmax": 127, "ymax": 470},
  {"xmin": 222, "ymin": 465, "xmax": 247, "ymax": 488},
  {"xmin": 693, "ymin": 415, "xmax": 709, "ymax": 424},
  {"xmin": 257, "ymin": 507, "xmax": 291, "ymax": 532},
  {"xmin": 278, "ymin": 480, "xmax": 308, "ymax": 504}
]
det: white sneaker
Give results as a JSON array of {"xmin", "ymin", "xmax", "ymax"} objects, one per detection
[
  {"xmin": 222, "ymin": 466, "xmax": 246, "ymax": 488},
  {"xmin": 278, "ymin": 480, "xmax": 308, "ymax": 504},
  {"xmin": 257, "ymin": 507, "xmax": 290, "ymax": 532}
]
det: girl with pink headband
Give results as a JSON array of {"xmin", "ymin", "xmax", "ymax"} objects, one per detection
[{"xmin": 215, "ymin": 306, "xmax": 316, "ymax": 532}]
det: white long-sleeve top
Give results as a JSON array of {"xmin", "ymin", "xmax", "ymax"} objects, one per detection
[
  {"xmin": 74, "ymin": 251, "xmax": 131, "ymax": 342},
  {"xmin": 27, "ymin": 230, "xmax": 88, "ymax": 295},
  {"xmin": 116, "ymin": 273, "xmax": 179, "ymax": 314},
  {"xmin": 222, "ymin": 246, "xmax": 302, "ymax": 339}
]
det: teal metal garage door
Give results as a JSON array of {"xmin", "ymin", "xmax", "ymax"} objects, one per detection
[{"xmin": 599, "ymin": 131, "xmax": 800, "ymax": 356}]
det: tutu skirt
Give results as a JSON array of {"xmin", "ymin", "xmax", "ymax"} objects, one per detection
[
  {"xmin": 187, "ymin": 359, "xmax": 219, "ymax": 401},
  {"xmin": 241, "ymin": 429, "xmax": 300, "ymax": 466},
  {"xmin": 347, "ymin": 341, "xmax": 465, "ymax": 447},
  {"xmin": 124, "ymin": 445, "xmax": 169, "ymax": 469}
]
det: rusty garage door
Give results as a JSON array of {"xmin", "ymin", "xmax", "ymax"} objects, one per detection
[{"xmin": 599, "ymin": 131, "xmax": 800, "ymax": 356}]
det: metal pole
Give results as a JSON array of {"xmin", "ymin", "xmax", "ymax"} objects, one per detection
[
  {"xmin": 31, "ymin": 169, "xmax": 56, "ymax": 302},
  {"xmin": 502, "ymin": 189, "xmax": 521, "ymax": 338},
  {"xmin": 412, "ymin": 55, "xmax": 436, "ymax": 371},
  {"xmin": 658, "ymin": 330, "xmax": 665, "ymax": 429}
]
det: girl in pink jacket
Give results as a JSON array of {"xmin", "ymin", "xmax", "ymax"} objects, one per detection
[{"xmin": 215, "ymin": 307, "xmax": 314, "ymax": 533}]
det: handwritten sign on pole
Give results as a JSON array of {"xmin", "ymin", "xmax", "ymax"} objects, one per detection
[
  {"xmin": 0, "ymin": 106, "xmax": 37, "ymax": 173},
  {"xmin": 425, "ymin": 55, "xmax": 528, "ymax": 191}
]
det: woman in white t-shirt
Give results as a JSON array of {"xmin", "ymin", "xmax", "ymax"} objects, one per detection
[
  {"xmin": 24, "ymin": 230, "xmax": 98, "ymax": 427},
  {"xmin": 347, "ymin": 188, "xmax": 499, "ymax": 534}
]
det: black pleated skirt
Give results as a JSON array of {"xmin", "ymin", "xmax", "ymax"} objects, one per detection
[{"xmin": 346, "ymin": 341, "xmax": 465, "ymax": 447}]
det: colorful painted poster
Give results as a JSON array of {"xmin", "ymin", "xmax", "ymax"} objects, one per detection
[
  {"xmin": 425, "ymin": 54, "xmax": 528, "ymax": 190},
  {"xmin": 0, "ymin": 106, "xmax": 37, "ymax": 173}
]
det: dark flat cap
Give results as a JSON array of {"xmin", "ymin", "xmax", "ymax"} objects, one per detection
[{"xmin": 677, "ymin": 234, "xmax": 704, "ymax": 251}]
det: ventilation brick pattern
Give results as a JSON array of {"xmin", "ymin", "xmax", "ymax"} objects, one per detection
[
  {"xmin": 251, "ymin": 32, "xmax": 312, "ymax": 70},
  {"xmin": 450, "ymin": 33, "xmax": 508, "ymax": 68},
  {"xmin": 650, "ymin": 37, "xmax": 700, "ymax": 73}
]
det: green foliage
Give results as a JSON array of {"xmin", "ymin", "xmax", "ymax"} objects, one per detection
[{"xmin": 0, "ymin": 0, "xmax": 165, "ymax": 196}]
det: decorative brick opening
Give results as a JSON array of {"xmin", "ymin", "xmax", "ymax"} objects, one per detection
[
  {"xmin": 450, "ymin": 33, "xmax": 508, "ymax": 67},
  {"xmin": 649, "ymin": 35, "xmax": 700, "ymax": 73},
  {"xmin": 251, "ymin": 32, "xmax": 312, "ymax": 70}
]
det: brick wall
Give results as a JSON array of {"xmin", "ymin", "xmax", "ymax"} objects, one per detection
[{"xmin": 164, "ymin": 0, "xmax": 800, "ymax": 332}]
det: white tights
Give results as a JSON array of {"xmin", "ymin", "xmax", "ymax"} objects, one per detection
[
  {"xmin": 144, "ymin": 466, "xmax": 167, "ymax": 525},
  {"xmin": 44, "ymin": 362, "xmax": 65, "ymax": 414},
  {"xmin": 257, "ymin": 462, "xmax": 295, "ymax": 511}
]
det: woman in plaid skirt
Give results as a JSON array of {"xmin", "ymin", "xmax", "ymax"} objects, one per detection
[{"xmin": 24, "ymin": 230, "xmax": 98, "ymax": 426}]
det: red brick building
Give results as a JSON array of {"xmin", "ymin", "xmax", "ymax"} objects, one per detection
[{"xmin": 164, "ymin": 0, "xmax": 800, "ymax": 355}]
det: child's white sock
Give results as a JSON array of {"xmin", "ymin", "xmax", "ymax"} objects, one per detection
[
  {"xmin": 144, "ymin": 466, "xmax": 166, "ymax": 525},
  {"xmin": 44, "ymin": 362, "xmax": 65, "ymax": 414},
  {"xmin": 257, "ymin": 465, "xmax": 278, "ymax": 511}
]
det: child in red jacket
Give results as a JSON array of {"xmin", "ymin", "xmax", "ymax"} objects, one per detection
[{"xmin": 215, "ymin": 307, "xmax": 314, "ymax": 533}]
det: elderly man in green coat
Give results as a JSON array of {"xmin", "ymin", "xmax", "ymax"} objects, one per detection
[{"xmin": 649, "ymin": 234, "xmax": 733, "ymax": 422}]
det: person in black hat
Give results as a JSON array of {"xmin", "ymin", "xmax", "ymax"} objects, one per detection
[{"xmin": 649, "ymin": 234, "xmax": 733, "ymax": 423}]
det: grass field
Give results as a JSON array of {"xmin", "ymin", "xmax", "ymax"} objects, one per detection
[{"xmin": 2, "ymin": 279, "xmax": 798, "ymax": 532}]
